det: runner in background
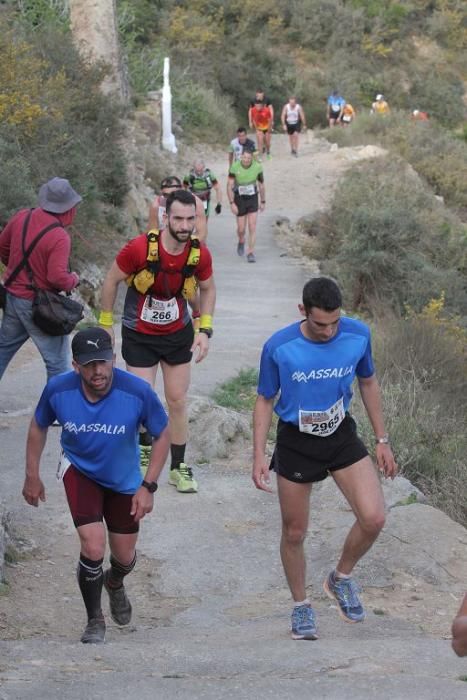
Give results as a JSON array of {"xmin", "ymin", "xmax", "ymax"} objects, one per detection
[
  {"xmin": 248, "ymin": 89, "xmax": 274, "ymax": 153},
  {"xmin": 341, "ymin": 103, "xmax": 356, "ymax": 126},
  {"xmin": 281, "ymin": 97, "xmax": 307, "ymax": 157},
  {"xmin": 148, "ymin": 176, "xmax": 207, "ymax": 241},
  {"xmin": 228, "ymin": 127, "xmax": 258, "ymax": 167},
  {"xmin": 250, "ymin": 100, "xmax": 273, "ymax": 160},
  {"xmin": 326, "ymin": 90, "xmax": 345, "ymax": 127},
  {"xmin": 371, "ymin": 94, "xmax": 390, "ymax": 115},
  {"xmin": 183, "ymin": 159, "xmax": 222, "ymax": 226},
  {"xmin": 227, "ymin": 151, "xmax": 265, "ymax": 263}
]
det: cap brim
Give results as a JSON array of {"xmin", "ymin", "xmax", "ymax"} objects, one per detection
[{"xmin": 73, "ymin": 350, "xmax": 114, "ymax": 365}]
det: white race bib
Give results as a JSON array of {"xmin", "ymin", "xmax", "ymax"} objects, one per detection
[
  {"xmin": 56, "ymin": 450, "xmax": 72, "ymax": 481},
  {"xmin": 299, "ymin": 397, "xmax": 345, "ymax": 437},
  {"xmin": 342, "ymin": 115, "xmax": 351, "ymax": 122},
  {"xmin": 158, "ymin": 205, "xmax": 166, "ymax": 228},
  {"xmin": 140, "ymin": 296, "xmax": 179, "ymax": 325},
  {"xmin": 238, "ymin": 184, "xmax": 256, "ymax": 196}
]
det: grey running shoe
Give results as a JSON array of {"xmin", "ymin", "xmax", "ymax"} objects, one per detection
[
  {"xmin": 323, "ymin": 570, "xmax": 365, "ymax": 623},
  {"xmin": 247, "ymin": 252, "xmax": 256, "ymax": 263},
  {"xmin": 81, "ymin": 616, "xmax": 106, "ymax": 644},
  {"xmin": 103, "ymin": 570, "xmax": 132, "ymax": 625},
  {"xmin": 291, "ymin": 604, "xmax": 318, "ymax": 640},
  {"xmin": 237, "ymin": 242, "xmax": 245, "ymax": 256}
]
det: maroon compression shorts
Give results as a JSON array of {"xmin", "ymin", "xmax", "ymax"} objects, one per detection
[{"xmin": 63, "ymin": 465, "xmax": 139, "ymax": 534}]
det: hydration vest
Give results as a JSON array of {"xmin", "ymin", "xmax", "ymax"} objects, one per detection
[
  {"xmin": 126, "ymin": 229, "xmax": 200, "ymax": 300},
  {"xmin": 188, "ymin": 168, "xmax": 213, "ymax": 191}
]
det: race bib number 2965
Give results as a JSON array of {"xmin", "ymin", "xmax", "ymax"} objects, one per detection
[{"xmin": 299, "ymin": 397, "xmax": 345, "ymax": 437}]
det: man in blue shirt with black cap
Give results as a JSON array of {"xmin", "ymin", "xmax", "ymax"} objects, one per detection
[
  {"xmin": 252, "ymin": 277, "xmax": 398, "ymax": 641},
  {"xmin": 22, "ymin": 327, "xmax": 169, "ymax": 644}
]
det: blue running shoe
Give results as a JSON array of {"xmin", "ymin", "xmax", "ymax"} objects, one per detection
[
  {"xmin": 291, "ymin": 604, "xmax": 318, "ymax": 640},
  {"xmin": 323, "ymin": 571, "xmax": 365, "ymax": 623}
]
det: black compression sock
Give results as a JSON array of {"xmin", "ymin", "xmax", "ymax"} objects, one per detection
[
  {"xmin": 77, "ymin": 554, "xmax": 104, "ymax": 620},
  {"xmin": 107, "ymin": 552, "xmax": 137, "ymax": 588},
  {"xmin": 170, "ymin": 443, "xmax": 186, "ymax": 470}
]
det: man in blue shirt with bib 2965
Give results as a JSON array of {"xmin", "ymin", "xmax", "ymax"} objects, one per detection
[
  {"xmin": 22, "ymin": 327, "xmax": 169, "ymax": 644},
  {"xmin": 252, "ymin": 277, "xmax": 397, "ymax": 641}
]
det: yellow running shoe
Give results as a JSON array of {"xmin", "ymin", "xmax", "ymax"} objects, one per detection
[{"xmin": 168, "ymin": 463, "xmax": 198, "ymax": 493}]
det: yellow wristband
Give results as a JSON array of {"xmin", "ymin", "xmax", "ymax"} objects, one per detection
[
  {"xmin": 98, "ymin": 311, "xmax": 114, "ymax": 326},
  {"xmin": 200, "ymin": 314, "xmax": 212, "ymax": 330}
]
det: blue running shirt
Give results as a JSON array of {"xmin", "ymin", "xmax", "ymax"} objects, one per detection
[
  {"xmin": 35, "ymin": 368, "xmax": 168, "ymax": 494},
  {"xmin": 258, "ymin": 318, "xmax": 374, "ymax": 426}
]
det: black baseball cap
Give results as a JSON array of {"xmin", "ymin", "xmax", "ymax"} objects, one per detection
[{"xmin": 72, "ymin": 327, "xmax": 113, "ymax": 365}]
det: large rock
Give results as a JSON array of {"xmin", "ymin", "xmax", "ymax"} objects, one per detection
[{"xmin": 188, "ymin": 397, "xmax": 250, "ymax": 460}]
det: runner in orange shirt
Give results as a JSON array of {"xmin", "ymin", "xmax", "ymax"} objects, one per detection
[{"xmin": 250, "ymin": 100, "xmax": 273, "ymax": 160}]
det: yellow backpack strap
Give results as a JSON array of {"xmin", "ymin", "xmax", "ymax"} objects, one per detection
[
  {"xmin": 181, "ymin": 235, "xmax": 201, "ymax": 300},
  {"xmin": 126, "ymin": 229, "xmax": 161, "ymax": 293}
]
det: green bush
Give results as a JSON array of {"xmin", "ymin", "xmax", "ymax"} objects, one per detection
[
  {"xmin": 325, "ymin": 114, "xmax": 467, "ymax": 210},
  {"xmin": 353, "ymin": 309, "xmax": 467, "ymax": 526},
  {"xmin": 314, "ymin": 156, "xmax": 466, "ymax": 315}
]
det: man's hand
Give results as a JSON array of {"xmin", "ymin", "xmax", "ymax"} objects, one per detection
[
  {"xmin": 282, "ymin": 124, "xmax": 287, "ymax": 132},
  {"xmin": 191, "ymin": 331, "xmax": 209, "ymax": 363},
  {"xmin": 259, "ymin": 201, "xmax": 265, "ymax": 213},
  {"xmin": 130, "ymin": 487, "xmax": 154, "ymax": 522},
  {"xmin": 215, "ymin": 203, "xmax": 222, "ymax": 215},
  {"xmin": 375, "ymin": 443, "xmax": 398, "ymax": 480},
  {"xmin": 252, "ymin": 457, "xmax": 274, "ymax": 493},
  {"xmin": 230, "ymin": 202, "xmax": 239, "ymax": 216},
  {"xmin": 22, "ymin": 476, "xmax": 46, "ymax": 507}
]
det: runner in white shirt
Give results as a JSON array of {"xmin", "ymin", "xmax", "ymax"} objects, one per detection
[{"xmin": 281, "ymin": 97, "xmax": 307, "ymax": 157}]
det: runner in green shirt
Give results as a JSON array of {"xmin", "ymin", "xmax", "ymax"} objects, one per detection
[
  {"xmin": 183, "ymin": 158, "xmax": 222, "ymax": 223},
  {"xmin": 227, "ymin": 151, "xmax": 265, "ymax": 263}
]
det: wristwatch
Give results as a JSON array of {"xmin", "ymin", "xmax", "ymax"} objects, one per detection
[
  {"xmin": 375, "ymin": 436, "xmax": 390, "ymax": 445},
  {"xmin": 141, "ymin": 479, "xmax": 158, "ymax": 493},
  {"xmin": 199, "ymin": 327, "xmax": 213, "ymax": 338}
]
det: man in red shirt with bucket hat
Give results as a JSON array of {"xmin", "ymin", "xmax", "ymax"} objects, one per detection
[{"xmin": 0, "ymin": 177, "xmax": 81, "ymax": 381}]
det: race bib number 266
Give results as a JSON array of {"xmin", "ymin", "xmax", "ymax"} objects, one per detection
[{"xmin": 140, "ymin": 296, "xmax": 179, "ymax": 325}]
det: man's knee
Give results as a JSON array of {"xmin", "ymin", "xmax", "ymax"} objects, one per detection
[
  {"xmin": 166, "ymin": 393, "xmax": 187, "ymax": 414},
  {"xmin": 282, "ymin": 522, "xmax": 308, "ymax": 546},
  {"xmin": 78, "ymin": 527, "xmax": 106, "ymax": 560},
  {"xmin": 359, "ymin": 510, "xmax": 386, "ymax": 536}
]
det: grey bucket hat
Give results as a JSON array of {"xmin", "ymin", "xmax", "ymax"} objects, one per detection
[{"xmin": 38, "ymin": 177, "xmax": 82, "ymax": 214}]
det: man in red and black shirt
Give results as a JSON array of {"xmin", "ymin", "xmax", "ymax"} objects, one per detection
[
  {"xmin": 0, "ymin": 177, "xmax": 81, "ymax": 381},
  {"xmin": 99, "ymin": 190, "xmax": 216, "ymax": 493}
]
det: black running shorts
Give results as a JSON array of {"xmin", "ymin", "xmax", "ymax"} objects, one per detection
[
  {"xmin": 121, "ymin": 322, "xmax": 194, "ymax": 367},
  {"xmin": 234, "ymin": 192, "xmax": 259, "ymax": 216},
  {"xmin": 270, "ymin": 414, "xmax": 369, "ymax": 484},
  {"xmin": 286, "ymin": 122, "xmax": 301, "ymax": 134}
]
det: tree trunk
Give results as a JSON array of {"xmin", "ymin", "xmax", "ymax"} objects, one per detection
[{"xmin": 69, "ymin": 0, "xmax": 128, "ymax": 102}]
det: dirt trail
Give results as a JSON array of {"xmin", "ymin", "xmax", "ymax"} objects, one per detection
[{"xmin": 0, "ymin": 132, "xmax": 466, "ymax": 700}]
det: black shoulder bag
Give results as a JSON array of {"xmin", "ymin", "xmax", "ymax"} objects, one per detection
[{"xmin": 20, "ymin": 210, "xmax": 84, "ymax": 336}]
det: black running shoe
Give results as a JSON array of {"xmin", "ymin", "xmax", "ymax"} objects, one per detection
[
  {"xmin": 81, "ymin": 615, "xmax": 106, "ymax": 644},
  {"xmin": 103, "ymin": 570, "xmax": 132, "ymax": 625}
]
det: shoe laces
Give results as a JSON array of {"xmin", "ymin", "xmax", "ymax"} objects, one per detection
[
  {"xmin": 293, "ymin": 605, "xmax": 314, "ymax": 627},
  {"xmin": 179, "ymin": 463, "xmax": 194, "ymax": 478},
  {"xmin": 334, "ymin": 577, "xmax": 361, "ymax": 608}
]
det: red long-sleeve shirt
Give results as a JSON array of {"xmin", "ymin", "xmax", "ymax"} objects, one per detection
[{"xmin": 0, "ymin": 208, "xmax": 78, "ymax": 300}]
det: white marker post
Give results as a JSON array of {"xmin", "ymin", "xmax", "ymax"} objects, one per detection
[{"xmin": 162, "ymin": 57, "xmax": 177, "ymax": 154}]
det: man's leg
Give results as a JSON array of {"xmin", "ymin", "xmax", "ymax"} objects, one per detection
[
  {"xmin": 331, "ymin": 456, "xmax": 386, "ymax": 574},
  {"xmin": 0, "ymin": 294, "xmax": 30, "ymax": 381},
  {"xmin": 162, "ymin": 360, "xmax": 198, "ymax": 493},
  {"xmin": 236, "ymin": 213, "xmax": 246, "ymax": 255},
  {"xmin": 76, "ymin": 522, "xmax": 107, "ymax": 642},
  {"xmin": 104, "ymin": 531, "xmax": 138, "ymax": 626},
  {"xmin": 125, "ymin": 363, "xmax": 159, "ymax": 474},
  {"xmin": 246, "ymin": 211, "xmax": 258, "ymax": 257},
  {"xmin": 277, "ymin": 475, "xmax": 313, "ymax": 601},
  {"xmin": 323, "ymin": 456, "xmax": 386, "ymax": 622},
  {"xmin": 277, "ymin": 475, "xmax": 317, "ymax": 640},
  {"xmin": 265, "ymin": 129, "xmax": 272, "ymax": 155},
  {"xmin": 256, "ymin": 129, "xmax": 264, "ymax": 155}
]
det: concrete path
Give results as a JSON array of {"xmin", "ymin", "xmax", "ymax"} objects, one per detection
[{"xmin": 1, "ymin": 134, "xmax": 466, "ymax": 699}]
